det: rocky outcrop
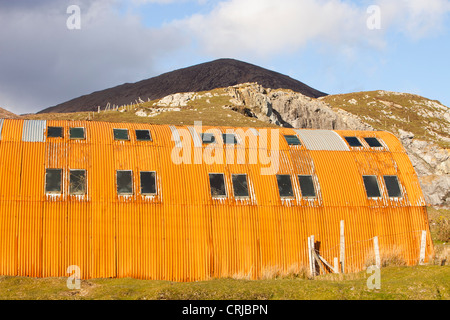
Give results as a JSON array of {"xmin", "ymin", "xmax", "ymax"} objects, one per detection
[
  {"xmin": 156, "ymin": 92, "xmax": 195, "ymax": 107},
  {"xmin": 397, "ymin": 129, "xmax": 450, "ymax": 205},
  {"xmin": 225, "ymin": 83, "xmax": 373, "ymax": 130}
]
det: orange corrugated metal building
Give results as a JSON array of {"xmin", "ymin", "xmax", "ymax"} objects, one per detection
[{"xmin": 0, "ymin": 119, "xmax": 433, "ymax": 281}]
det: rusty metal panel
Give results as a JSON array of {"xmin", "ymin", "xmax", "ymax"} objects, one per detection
[
  {"xmin": 294, "ymin": 129, "xmax": 350, "ymax": 151},
  {"xmin": 0, "ymin": 120, "xmax": 433, "ymax": 281}
]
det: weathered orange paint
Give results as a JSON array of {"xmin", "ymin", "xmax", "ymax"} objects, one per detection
[{"xmin": 0, "ymin": 119, "xmax": 433, "ymax": 281}]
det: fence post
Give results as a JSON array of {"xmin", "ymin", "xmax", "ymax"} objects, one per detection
[
  {"xmin": 419, "ymin": 230, "xmax": 427, "ymax": 265},
  {"xmin": 340, "ymin": 220, "xmax": 345, "ymax": 273},
  {"xmin": 307, "ymin": 236, "xmax": 313, "ymax": 276},
  {"xmin": 373, "ymin": 236, "xmax": 381, "ymax": 268},
  {"xmin": 334, "ymin": 257, "xmax": 339, "ymax": 274},
  {"xmin": 311, "ymin": 235, "xmax": 316, "ymax": 276}
]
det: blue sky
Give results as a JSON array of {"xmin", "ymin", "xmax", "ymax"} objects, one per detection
[{"xmin": 1, "ymin": 0, "xmax": 449, "ymax": 114}]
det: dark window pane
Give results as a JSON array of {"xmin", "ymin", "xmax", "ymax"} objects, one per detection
[
  {"xmin": 364, "ymin": 137, "xmax": 383, "ymax": 147},
  {"xmin": 70, "ymin": 127, "xmax": 85, "ymax": 139},
  {"xmin": 114, "ymin": 129, "xmax": 129, "ymax": 140},
  {"xmin": 344, "ymin": 136, "xmax": 362, "ymax": 147},
  {"xmin": 284, "ymin": 135, "xmax": 301, "ymax": 146},
  {"xmin": 222, "ymin": 134, "xmax": 238, "ymax": 144},
  {"xmin": 298, "ymin": 175, "xmax": 316, "ymax": 198},
  {"xmin": 363, "ymin": 175, "xmax": 381, "ymax": 198},
  {"xmin": 136, "ymin": 130, "xmax": 152, "ymax": 141},
  {"xmin": 209, "ymin": 173, "xmax": 227, "ymax": 197},
  {"xmin": 70, "ymin": 170, "xmax": 86, "ymax": 195},
  {"xmin": 47, "ymin": 127, "xmax": 63, "ymax": 138},
  {"xmin": 46, "ymin": 169, "xmax": 62, "ymax": 193},
  {"xmin": 232, "ymin": 174, "xmax": 249, "ymax": 198},
  {"xmin": 141, "ymin": 171, "xmax": 157, "ymax": 195},
  {"xmin": 277, "ymin": 175, "xmax": 294, "ymax": 198},
  {"xmin": 384, "ymin": 176, "xmax": 402, "ymax": 198},
  {"xmin": 117, "ymin": 171, "xmax": 133, "ymax": 195},
  {"xmin": 201, "ymin": 133, "xmax": 216, "ymax": 144}
]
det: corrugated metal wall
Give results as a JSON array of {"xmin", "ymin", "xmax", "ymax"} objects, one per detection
[{"xmin": 0, "ymin": 120, "xmax": 433, "ymax": 281}]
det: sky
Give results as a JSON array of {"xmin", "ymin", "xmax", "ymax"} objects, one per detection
[{"xmin": 0, "ymin": 0, "xmax": 449, "ymax": 114}]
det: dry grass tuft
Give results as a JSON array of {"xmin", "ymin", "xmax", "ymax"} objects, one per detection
[
  {"xmin": 432, "ymin": 245, "xmax": 450, "ymax": 266},
  {"xmin": 364, "ymin": 246, "xmax": 407, "ymax": 268},
  {"xmin": 230, "ymin": 270, "xmax": 253, "ymax": 281},
  {"xmin": 260, "ymin": 264, "xmax": 312, "ymax": 280},
  {"xmin": 435, "ymin": 218, "xmax": 450, "ymax": 243}
]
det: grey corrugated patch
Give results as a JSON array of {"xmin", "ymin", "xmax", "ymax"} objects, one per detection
[
  {"xmin": 0, "ymin": 119, "xmax": 4, "ymax": 140},
  {"xmin": 22, "ymin": 120, "xmax": 47, "ymax": 142},
  {"xmin": 294, "ymin": 129, "xmax": 350, "ymax": 151}
]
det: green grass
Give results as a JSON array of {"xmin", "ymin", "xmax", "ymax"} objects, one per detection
[{"xmin": 0, "ymin": 266, "xmax": 448, "ymax": 300}]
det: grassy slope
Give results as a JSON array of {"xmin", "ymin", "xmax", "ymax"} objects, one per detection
[
  {"xmin": 321, "ymin": 91, "xmax": 450, "ymax": 148},
  {"xmin": 0, "ymin": 266, "xmax": 448, "ymax": 300},
  {"xmin": 0, "ymin": 107, "xmax": 20, "ymax": 119}
]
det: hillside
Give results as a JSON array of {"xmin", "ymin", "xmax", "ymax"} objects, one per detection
[
  {"xmin": 321, "ymin": 91, "xmax": 450, "ymax": 148},
  {"xmin": 0, "ymin": 107, "xmax": 19, "ymax": 119},
  {"xmin": 37, "ymin": 59, "xmax": 327, "ymax": 114}
]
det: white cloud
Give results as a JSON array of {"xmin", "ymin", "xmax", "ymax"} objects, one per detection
[
  {"xmin": 376, "ymin": 0, "xmax": 450, "ymax": 38},
  {"xmin": 175, "ymin": 0, "xmax": 384, "ymax": 58},
  {"xmin": 174, "ymin": 0, "xmax": 450, "ymax": 57},
  {"xmin": 0, "ymin": 0, "xmax": 186, "ymax": 114},
  {"xmin": 131, "ymin": 0, "xmax": 208, "ymax": 4}
]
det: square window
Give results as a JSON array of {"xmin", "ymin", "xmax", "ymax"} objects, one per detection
[
  {"xmin": 140, "ymin": 171, "xmax": 157, "ymax": 195},
  {"xmin": 363, "ymin": 175, "xmax": 381, "ymax": 198},
  {"xmin": 209, "ymin": 173, "xmax": 227, "ymax": 198},
  {"xmin": 384, "ymin": 176, "xmax": 402, "ymax": 198},
  {"xmin": 70, "ymin": 127, "xmax": 85, "ymax": 140},
  {"xmin": 232, "ymin": 174, "xmax": 249, "ymax": 198},
  {"xmin": 47, "ymin": 127, "xmax": 63, "ymax": 138},
  {"xmin": 284, "ymin": 135, "xmax": 301, "ymax": 146},
  {"xmin": 364, "ymin": 137, "xmax": 383, "ymax": 148},
  {"xmin": 136, "ymin": 130, "xmax": 152, "ymax": 141},
  {"xmin": 201, "ymin": 133, "xmax": 216, "ymax": 144},
  {"xmin": 222, "ymin": 134, "xmax": 238, "ymax": 145},
  {"xmin": 70, "ymin": 170, "xmax": 86, "ymax": 195},
  {"xmin": 117, "ymin": 170, "xmax": 133, "ymax": 195},
  {"xmin": 276, "ymin": 175, "xmax": 294, "ymax": 198},
  {"xmin": 114, "ymin": 129, "xmax": 129, "ymax": 141},
  {"xmin": 344, "ymin": 136, "xmax": 363, "ymax": 147},
  {"xmin": 298, "ymin": 175, "xmax": 316, "ymax": 198},
  {"xmin": 45, "ymin": 169, "xmax": 62, "ymax": 193}
]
